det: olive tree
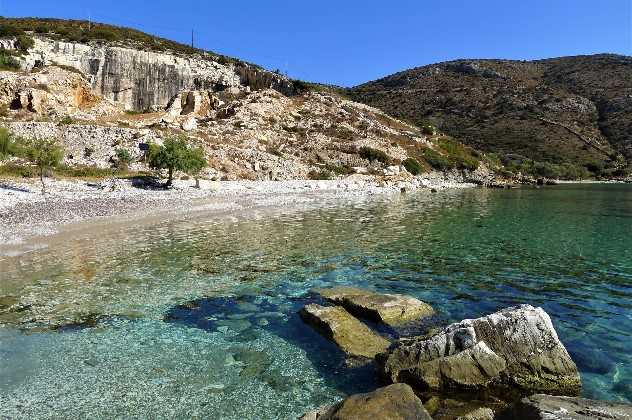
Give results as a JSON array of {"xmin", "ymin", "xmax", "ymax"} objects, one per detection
[
  {"xmin": 23, "ymin": 138, "xmax": 64, "ymax": 194},
  {"xmin": 148, "ymin": 136, "xmax": 206, "ymax": 188}
]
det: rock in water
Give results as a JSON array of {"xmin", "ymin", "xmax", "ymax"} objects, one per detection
[
  {"xmin": 299, "ymin": 304, "xmax": 390, "ymax": 359},
  {"xmin": 379, "ymin": 305, "xmax": 580, "ymax": 394},
  {"xmin": 498, "ymin": 394, "xmax": 632, "ymax": 420},
  {"xmin": 314, "ymin": 286, "xmax": 434, "ymax": 326},
  {"xmin": 299, "ymin": 383, "xmax": 432, "ymax": 420}
]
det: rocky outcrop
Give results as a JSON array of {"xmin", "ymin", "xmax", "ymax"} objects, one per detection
[
  {"xmin": 299, "ymin": 303, "xmax": 390, "ymax": 359},
  {"xmin": 299, "ymin": 383, "xmax": 432, "ymax": 420},
  {"xmin": 13, "ymin": 36, "xmax": 291, "ymax": 111},
  {"xmin": 379, "ymin": 305, "xmax": 580, "ymax": 395},
  {"xmin": 498, "ymin": 394, "xmax": 632, "ymax": 420},
  {"xmin": 314, "ymin": 287, "xmax": 434, "ymax": 326}
]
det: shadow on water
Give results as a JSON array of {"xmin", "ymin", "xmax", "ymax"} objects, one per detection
[{"xmin": 162, "ymin": 293, "xmax": 383, "ymax": 396}]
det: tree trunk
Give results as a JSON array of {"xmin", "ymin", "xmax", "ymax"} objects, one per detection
[
  {"xmin": 165, "ymin": 167, "xmax": 173, "ymax": 188},
  {"xmin": 194, "ymin": 177, "xmax": 200, "ymax": 189},
  {"xmin": 39, "ymin": 166, "xmax": 46, "ymax": 195}
]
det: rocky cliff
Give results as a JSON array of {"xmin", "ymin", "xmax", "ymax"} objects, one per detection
[{"xmin": 11, "ymin": 35, "xmax": 292, "ymax": 111}]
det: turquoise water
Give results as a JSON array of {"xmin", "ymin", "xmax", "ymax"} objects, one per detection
[{"xmin": 0, "ymin": 184, "xmax": 631, "ymax": 418}]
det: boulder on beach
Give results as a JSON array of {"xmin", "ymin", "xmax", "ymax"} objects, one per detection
[
  {"xmin": 299, "ymin": 383, "xmax": 432, "ymax": 420},
  {"xmin": 314, "ymin": 286, "xmax": 434, "ymax": 326},
  {"xmin": 497, "ymin": 394, "xmax": 632, "ymax": 420},
  {"xmin": 378, "ymin": 305, "xmax": 580, "ymax": 394},
  {"xmin": 299, "ymin": 303, "xmax": 390, "ymax": 359}
]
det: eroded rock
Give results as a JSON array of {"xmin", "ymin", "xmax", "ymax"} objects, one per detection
[
  {"xmin": 498, "ymin": 394, "xmax": 632, "ymax": 420},
  {"xmin": 379, "ymin": 305, "xmax": 580, "ymax": 395},
  {"xmin": 299, "ymin": 303, "xmax": 390, "ymax": 359},
  {"xmin": 299, "ymin": 383, "xmax": 431, "ymax": 420},
  {"xmin": 314, "ymin": 286, "xmax": 434, "ymax": 326}
]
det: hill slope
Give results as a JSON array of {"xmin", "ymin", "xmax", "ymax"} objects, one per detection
[{"xmin": 349, "ymin": 55, "xmax": 632, "ymax": 177}]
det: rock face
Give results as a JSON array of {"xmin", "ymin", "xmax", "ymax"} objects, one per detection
[
  {"xmin": 315, "ymin": 287, "xmax": 434, "ymax": 326},
  {"xmin": 16, "ymin": 36, "xmax": 291, "ymax": 111},
  {"xmin": 379, "ymin": 305, "xmax": 580, "ymax": 394},
  {"xmin": 299, "ymin": 383, "xmax": 432, "ymax": 420},
  {"xmin": 499, "ymin": 394, "xmax": 632, "ymax": 420},
  {"xmin": 299, "ymin": 303, "xmax": 390, "ymax": 359}
]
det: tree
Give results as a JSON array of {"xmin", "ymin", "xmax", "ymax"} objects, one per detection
[
  {"xmin": 23, "ymin": 138, "xmax": 64, "ymax": 194},
  {"xmin": 148, "ymin": 136, "xmax": 206, "ymax": 188}
]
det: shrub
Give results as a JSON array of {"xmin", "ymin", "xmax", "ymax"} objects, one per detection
[
  {"xmin": 421, "ymin": 124, "xmax": 437, "ymax": 135},
  {"xmin": 22, "ymin": 138, "xmax": 64, "ymax": 193},
  {"xmin": 0, "ymin": 25, "xmax": 21, "ymax": 38},
  {"xmin": 0, "ymin": 50, "xmax": 20, "ymax": 71},
  {"xmin": 308, "ymin": 169, "xmax": 333, "ymax": 180},
  {"xmin": 115, "ymin": 148, "xmax": 132, "ymax": 164},
  {"xmin": 15, "ymin": 34, "xmax": 34, "ymax": 51},
  {"xmin": 60, "ymin": 116, "xmax": 75, "ymax": 125},
  {"xmin": 402, "ymin": 157, "xmax": 423, "ymax": 175},
  {"xmin": 359, "ymin": 146, "xmax": 389, "ymax": 164},
  {"xmin": 422, "ymin": 147, "xmax": 452, "ymax": 170},
  {"xmin": 437, "ymin": 137, "xmax": 480, "ymax": 171},
  {"xmin": 90, "ymin": 28, "xmax": 120, "ymax": 42},
  {"xmin": 0, "ymin": 128, "xmax": 17, "ymax": 158}
]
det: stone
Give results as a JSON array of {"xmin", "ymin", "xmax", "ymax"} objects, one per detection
[
  {"xmin": 299, "ymin": 303, "xmax": 390, "ymax": 359},
  {"xmin": 299, "ymin": 383, "xmax": 432, "ymax": 420},
  {"xmin": 314, "ymin": 286, "xmax": 434, "ymax": 326},
  {"xmin": 181, "ymin": 116, "xmax": 197, "ymax": 131},
  {"xmin": 457, "ymin": 407, "xmax": 495, "ymax": 420},
  {"xmin": 379, "ymin": 305, "xmax": 580, "ymax": 395},
  {"xmin": 498, "ymin": 394, "xmax": 632, "ymax": 420}
]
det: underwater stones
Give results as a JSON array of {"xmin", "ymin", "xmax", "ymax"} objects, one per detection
[
  {"xmin": 299, "ymin": 304, "xmax": 390, "ymax": 359},
  {"xmin": 499, "ymin": 394, "xmax": 632, "ymax": 420},
  {"xmin": 379, "ymin": 305, "xmax": 580, "ymax": 395},
  {"xmin": 314, "ymin": 286, "xmax": 435, "ymax": 326},
  {"xmin": 300, "ymin": 383, "xmax": 431, "ymax": 420},
  {"xmin": 215, "ymin": 319, "xmax": 252, "ymax": 333}
]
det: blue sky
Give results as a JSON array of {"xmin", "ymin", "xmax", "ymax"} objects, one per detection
[{"xmin": 2, "ymin": 0, "xmax": 631, "ymax": 86}]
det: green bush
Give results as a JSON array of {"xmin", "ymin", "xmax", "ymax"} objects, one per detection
[
  {"xmin": 60, "ymin": 116, "xmax": 75, "ymax": 125},
  {"xmin": 15, "ymin": 34, "xmax": 34, "ymax": 51},
  {"xmin": 402, "ymin": 157, "xmax": 423, "ymax": 175},
  {"xmin": 359, "ymin": 146, "xmax": 389, "ymax": 164},
  {"xmin": 22, "ymin": 138, "xmax": 65, "ymax": 193},
  {"xmin": 0, "ymin": 25, "xmax": 22, "ymax": 37},
  {"xmin": 421, "ymin": 125, "xmax": 437, "ymax": 136},
  {"xmin": 90, "ymin": 28, "xmax": 120, "ymax": 42},
  {"xmin": 0, "ymin": 128, "xmax": 17, "ymax": 158},
  {"xmin": 0, "ymin": 50, "xmax": 20, "ymax": 71},
  {"xmin": 115, "ymin": 148, "xmax": 132, "ymax": 163},
  {"xmin": 422, "ymin": 147, "xmax": 452, "ymax": 170},
  {"xmin": 437, "ymin": 137, "xmax": 479, "ymax": 171}
]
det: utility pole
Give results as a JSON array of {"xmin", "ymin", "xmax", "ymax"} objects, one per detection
[{"xmin": 191, "ymin": 29, "xmax": 194, "ymax": 49}]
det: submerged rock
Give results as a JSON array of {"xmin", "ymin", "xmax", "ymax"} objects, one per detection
[
  {"xmin": 498, "ymin": 394, "xmax": 632, "ymax": 420},
  {"xmin": 299, "ymin": 383, "xmax": 431, "ymax": 420},
  {"xmin": 299, "ymin": 303, "xmax": 390, "ymax": 359},
  {"xmin": 314, "ymin": 286, "xmax": 434, "ymax": 326},
  {"xmin": 379, "ymin": 305, "xmax": 580, "ymax": 395}
]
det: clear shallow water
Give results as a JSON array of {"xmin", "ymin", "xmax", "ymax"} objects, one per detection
[{"xmin": 0, "ymin": 184, "xmax": 631, "ymax": 418}]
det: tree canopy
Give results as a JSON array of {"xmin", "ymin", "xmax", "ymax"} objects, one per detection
[{"xmin": 148, "ymin": 136, "xmax": 207, "ymax": 187}]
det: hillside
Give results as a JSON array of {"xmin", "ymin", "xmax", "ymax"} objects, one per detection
[
  {"xmin": 349, "ymin": 55, "xmax": 632, "ymax": 178},
  {"xmin": 0, "ymin": 18, "xmax": 496, "ymax": 186}
]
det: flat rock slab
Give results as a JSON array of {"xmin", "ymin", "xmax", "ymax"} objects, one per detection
[
  {"xmin": 300, "ymin": 383, "xmax": 432, "ymax": 420},
  {"xmin": 499, "ymin": 394, "xmax": 632, "ymax": 420},
  {"xmin": 379, "ymin": 305, "xmax": 580, "ymax": 394},
  {"xmin": 314, "ymin": 286, "xmax": 434, "ymax": 326},
  {"xmin": 299, "ymin": 303, "xmax": 390, "ymax": 359}
]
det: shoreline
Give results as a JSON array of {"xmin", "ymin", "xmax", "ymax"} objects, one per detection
[{"xmin": 0, "ymin": 174, "xmax": 475, "ymax": 255}]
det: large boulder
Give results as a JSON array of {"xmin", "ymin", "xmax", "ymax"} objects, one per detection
[
  {"xmin": 498, "ymin": 394, "xmax": 632, "ymax": 420},
  {"xmin": 379, "ymin": 305, "xmax": 580, "ymax": 394},
  {"xmin": 314, "ymin": 287, "xmax": 434, "ymax": 326},
  {"xmin": 299, "ymin": 383, "xmax": 432, "ymax": 420},
  {"xmin": 299, "ymin": 303, "xmax": 390, "ymax": 359}
]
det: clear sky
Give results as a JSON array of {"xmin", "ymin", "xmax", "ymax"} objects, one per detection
[{"xmin": 2, "ymin": 0, "xmax": 631, "ymax": 86}]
